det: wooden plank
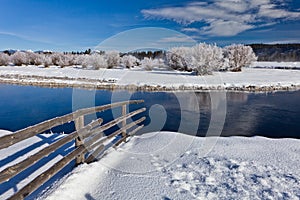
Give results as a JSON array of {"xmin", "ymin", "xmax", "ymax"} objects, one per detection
[
  {"xmin": 75, "ymin": 116, "xmax": 85, "ymax": 165},
  {"xmin": 81, "ymin": 108, "xmax": 146, "ymax": 140},
  {"xmin": 84, "ymin": 117, "xmax": 146, "ymax": 163},
  {"xmin": 114, "ymin": 124, "xmax": 144, "ymax": 148},
  {"xmin": 128, "ymin": 124, "xmax": 144, "ymax": 136},
  {"xmin": 88, "ymin": 116, "xmax": 146, "ymax": 149},
  {"xmin": 85, "ymin": 145, "xmax": 105, "ymax": 164},
  {"xmin": 8, "ymin": 145, "xmax": 88, "ymax": 200},
  {"xmin": 73, "ymin": 100, "xmax": 144, "ymax": 119},
  {"xmin": 122, "ymin": 104, "xmax": 127, "ymax": 137},
  {"xmin": 0, "ymin": 118, "xmax": 103, "ymax": 184},
  {"xmin": 0, "ymin": 100, "xmax": 144, "ymax": 150}
]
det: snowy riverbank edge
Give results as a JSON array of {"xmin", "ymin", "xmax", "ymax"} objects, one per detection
[{"xmin": 0, "ymin": 65, "xmax": 300, "ymax": 91}]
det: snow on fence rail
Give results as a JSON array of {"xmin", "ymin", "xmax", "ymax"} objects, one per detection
[{"xmin": 0, "ymin": 100, "xmax": 145, "ymax": 200}]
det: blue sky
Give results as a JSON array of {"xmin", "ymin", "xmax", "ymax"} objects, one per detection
[{"xmin": 0, "ymin": 0, "xmax": 300, "ymax": 52}]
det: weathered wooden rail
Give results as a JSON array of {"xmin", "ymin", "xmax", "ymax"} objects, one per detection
[{"xmin": 0, "ymin": 100, "xmax": 145, "ymax": 200}]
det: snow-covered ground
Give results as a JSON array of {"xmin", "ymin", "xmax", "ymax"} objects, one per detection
[
  {"xmin": 1, "ymin": 130, "xmax": 300, "ymax": 199},
  {"xmin": 0, "ymin": 64, "xmax": 300, "ymax": 91},
  {"xmin": 38, "ymin": 132, "xmax": 300, "ymax": 200},
  {"xmin": 251, "ymin": 61, "xmax": 300, "ymax": 69}
]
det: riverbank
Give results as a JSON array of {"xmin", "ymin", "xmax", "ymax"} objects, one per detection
[{"xmin": 0, "ymin": 65, "xmax": 300, "ymax": 91}]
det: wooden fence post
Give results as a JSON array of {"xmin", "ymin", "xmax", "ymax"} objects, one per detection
[
  {"xmin": 75, "ymin": 115, "xmax": 85, "ymax": 165},
  {"xmin": 122, "ymin": 104, "xmax": 127, "ymax": 138}
]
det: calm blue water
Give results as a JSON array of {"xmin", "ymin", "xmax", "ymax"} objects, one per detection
[{"xmin": 0, "ymin": 84, "xmax": 299, "ymax": 138}]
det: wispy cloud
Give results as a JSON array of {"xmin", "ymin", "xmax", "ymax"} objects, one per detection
[
  {"xmin": 158, "ymin": 35, "xmax": 195, "ymax": 43},
  {"xmin": 0, "ymin": 30, "xmax": 55, "ymax": 45},
  {"xmin": 141, "ymin": 0, "xmax": 300, "ymax": 37}
]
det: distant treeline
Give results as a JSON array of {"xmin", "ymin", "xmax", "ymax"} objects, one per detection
[{"xmin": 249, "ymin": 43, "xmax": 300, "ymax": 62}]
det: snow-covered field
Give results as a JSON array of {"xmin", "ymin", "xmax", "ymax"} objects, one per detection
[
  {"xmin": 0, "ymin": 63, "xmax": 300, "ymax": 91},
  {"xmin": 1, "ymin": 131, "xmax": 296, "ymax": 200}
]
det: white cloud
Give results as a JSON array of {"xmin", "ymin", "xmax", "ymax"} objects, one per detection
[
  {"xmin": 141, "ymin": 0, "xmax": 300, "ymax": 37},
  {"xmin": 214, "ymin": 0, "xmax": 249, "ymax": 13},
  {"xmin": 258, "ymin": 4, "xmax": 300, "ymax": 19},
  {"xmin": 201, "ymin": 20, "xmax": 254, "ymax": 36},
  {"xmin": 181, "ymin": 28, "xmax": 201, "ymax": 33},
  {"xmin": 158, "ymin": 35, "xmax": 195, "ymax": 43}
]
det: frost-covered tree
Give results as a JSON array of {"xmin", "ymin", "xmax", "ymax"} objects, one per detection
[
  {"xmin": 50, "ymin": 53, "xmax": 63, "ymax": 66},
  {"xmin": 74, "ymin": 54, "xmax": 88, "ymax": 68},
  {"xmin": 167, "ymin": 44, "xmax": 224, "ymax": 75},
  {"xmin": 166, "ymin": 47, "xmax": 190, "ymax": 71},
  {"xmin": 141, "ymin": 57, "xmax": 156, "ymax": 71},
  {"xmin": 121, "ymin": 55, "xmax": 139, "ymax": 68},
  {"xmin": 223, "ymin": 44, "xmax": 257, "ymax": 72},
  {"xmin": 23, "ymin": 51, "xmax": 39, "ymax": 65},
  {"xmin": 86, "ymin": 54, "xmax": 107, "ymax": 70},
  {"xmin": 50, "ymin": 53, "xmax": 73, "ymax": 68},
  {"xmin": 105, "ymin": 51, "xmax": 120, "ymax": 69},
  {"xmin": 11, "ymin": 51, "xmax": 28, "ymax": 66},
  {"xmin": 155, "ymin": 58, "xmax": 168, "ymax": 69},
  {"xmin": 0, "ymin": 53, "xmax": 10, "ymax": 66},
  {"xmin": 167, "ymin": 44, "xmax": 223, "ymax": 75},
  {"xmin": 188, "ymin": 43, "xmax": 224, "ymax": 75},
  {"xmin": 42, "ymin": 54, "xmax": 53, "ymax": 68},
  {"xmin": 30, "ymin": 53, "xmax": 44, "ymax": 66}
]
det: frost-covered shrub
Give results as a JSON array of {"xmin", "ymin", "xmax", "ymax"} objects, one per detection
[
  {"xmin": 223, "ymin": 44, "xmax": 257, "ymax": 72},
  {"xmin": 11, "ymin": 51, "xmax": 27, "ymax": 66},
  {"xmin": 167, "ymin": 44, "xmax": 224, "ymax": 75},
  {"xmin": 166, "ymin": 47, "xmax": 190, "ymax": 71},
  {"xmin": 0, "ymin": 53, "xmax": 10, "ymax": 66},
  {"xmin": 189, "ymin": 43, "xmax": 224, "ymax": 75},
  {"xmin": 74, "ymin": 54, "xmax": 88, "ymax": 68},
  {"xmin": 141, "ymin": 57, "xmax": 156, "ymax": 71},
  {"xmin": 65, "ymin": 54, "xmax": 76, "ymax": 66},
  {"xmin": 105, "ymin": 51, "xmax": 120, "ymax": 69},
  {"xmin": 86, "ymin": 54, "xmax": 107, "ymax": 70},
  {"xmin": 50, "ymin": 53, "xmax": 72, "ymax": 68},
  {"xmin": 121, "ymin": 55, "xmax": 139, "ymax": 68},
  {"xmin": 155, "ymin": 58, "xmax": 168, "ymax": 68},
  {"xmin": 42, "ymin": 55, "xmax": 53, "ymax": 68},
  {"xmin": 50, "ymin": 53, "xmax": 63, "ymax": 66},
  {"xmin": 30, "ymin": 53, "xmax": 44, "ymax": 66}
]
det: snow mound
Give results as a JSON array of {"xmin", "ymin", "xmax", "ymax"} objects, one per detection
[{"xmin": 41, "ymin": 132, "xmax": 300, "ymax": 200}]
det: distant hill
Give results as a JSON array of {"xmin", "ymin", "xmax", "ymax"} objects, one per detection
[{"xmin": 249, "ymin": 44, "xmax": 300, "ymax": 62}]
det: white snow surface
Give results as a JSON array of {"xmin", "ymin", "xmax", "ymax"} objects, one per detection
[
  {"xmin": 41, "ymin": 132, "xmax": 300, "ymax": 200},
  {"xmin": 0, "ymin": 129, "xmax": 13, "ymax": 137},
  {"xmin": 0, "ymin": 64, "xmax": 300, "ymax": 90},
  {"xmin": 251, "ymin": 61, "xmax": 300, "ymax": 69}
]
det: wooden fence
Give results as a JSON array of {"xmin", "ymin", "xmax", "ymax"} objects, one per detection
[{"xmin": 0, "ymin": 100, "xmax": 145, "ymax": 200}]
